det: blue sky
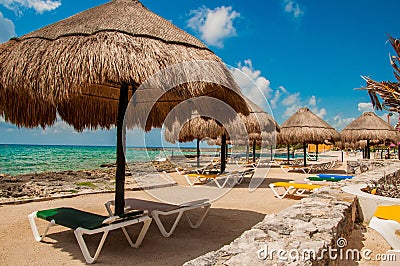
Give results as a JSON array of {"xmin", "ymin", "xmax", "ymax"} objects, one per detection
[{"xmin": 0, "ymin": 0, "xmax": 399, "ymax": 146}]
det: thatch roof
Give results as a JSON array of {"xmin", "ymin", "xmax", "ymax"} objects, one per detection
[
  {"xmin": 340, "ymin": 112, "xmax": 398, "ymax": 143},
  {"xmin": 164, "ymin": 116, "xmax": 225, "ymax": 143},
  {"xmin": 163, "ymin": 98, "xmax": 279, "ymax": 144},
  {"xmin": 278, "ymin": 107, "xmax": 341, "ymax": 144},
  {"xmin": 0, "ymin": 0, "xmax": 248, "ymax": 131},
  {"xmin": 237, "ymin": 100, "xmax": 280, "ymax": 142},
  {"xmin": 361, "ymin": 36, "xmax": 400, "ymax": 115}
]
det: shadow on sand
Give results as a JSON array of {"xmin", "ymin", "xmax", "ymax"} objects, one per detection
[{"xmin": 39, "ymin": 208, "xmax": 265, "ymax": 265}]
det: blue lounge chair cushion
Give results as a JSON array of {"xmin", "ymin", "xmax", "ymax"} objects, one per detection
[{"xmin": 317, "ymin": 174, "xmax": 353, "ymax": 179}]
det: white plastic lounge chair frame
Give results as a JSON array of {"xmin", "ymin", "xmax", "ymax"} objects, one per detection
[
  {"xmin": 184, "ymin": 173, "xmax": 238, "ymax": 188},
  {"xmin": 105, "ymin": 198, "xmax": 211, "ymax": 237},
  {"xmin": 280, "ymin": 164, "xmax": 312, "ymax": 174},
  {"xmin": 369, "ymin": 217, "xmax": 400, "ymax": 250},
  {"xmin": 28, "ymin": 209, "xmax": 152, "ymax": 264},
  {"xmin": 269, "ymin": 181, "xmax": 321, "ymax": 199}
]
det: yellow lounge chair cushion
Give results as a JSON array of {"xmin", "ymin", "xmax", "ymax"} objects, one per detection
[
  {"xmin": 374, "ymin": 205, "xmax": 400, "ymax": 223},
  {"xmin": 273, "ymin": 182, "xmax": 321, "ymax": 190},
  {"xmin": 186, "ymin": 174, "xmax": 219, "ymax": 179}
]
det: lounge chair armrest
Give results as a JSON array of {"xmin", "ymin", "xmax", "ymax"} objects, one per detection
[{"xmin": 179, "ymin": 199, "xmax": 210, "ymax": 207}]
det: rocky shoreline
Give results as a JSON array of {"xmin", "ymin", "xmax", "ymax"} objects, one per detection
[{"xmin": 0, "ymin": 160, "xmax": 177, "ymax": 204}]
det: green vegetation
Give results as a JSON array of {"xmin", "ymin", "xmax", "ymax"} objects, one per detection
[{"xmin": 75, "ymin": 182, "xmax": 96, "ymax": 188}]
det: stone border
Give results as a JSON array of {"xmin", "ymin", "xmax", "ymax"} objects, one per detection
[{"xmin": 185, "ymin": 160, "xmax": 400, "ymax": 265}]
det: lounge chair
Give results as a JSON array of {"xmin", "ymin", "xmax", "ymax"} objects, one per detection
[
  {"xmin": 368, "ymin": 205, "xmax": 400, "ymax": 250},
  {"xmin": 280, "ymin": 164, "xmax": 312, "ymax": 174},
  {"xmin": 269, "ymin": 181, "xmax": 321, "ymax": 199},
  {"xmin": 105, "ymin": 198, "xmax": 211, "ymax": 237},
  {"xmin": 28, "ymin": 207, "xmax": 152, "ymax": 264},
  {"xmin": 184, "ymin": 172, "xmax": 238, "ymax": 188}
]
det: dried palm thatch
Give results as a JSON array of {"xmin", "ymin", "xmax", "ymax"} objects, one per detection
[
  {"xmin": 341, "ymin": 112, "xmax": 398, "ymax": 143},
  {"xmin": 278, "ymin": 107, "xmax": 341, "ymax": 144},
  {"xmin": 164, "ymin": 98, "xmax": 279, "ymax": 144},
  {"xmin": 361, "ymin": 36, "xmax": 400, "ymax": 116},
  {"xmin": 0, "ymin": 0, "xmax": 249, "ymax": 131},
  {"xmin": 0, "ymin": 0, "xmax": 250, "ymax": 215},
  {"xmin": 164, "ymin": 116, "xmax": 225, "ymax": 143}
]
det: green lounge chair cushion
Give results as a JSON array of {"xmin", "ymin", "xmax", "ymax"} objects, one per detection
[
  {"xmin": 308, "ymin": 176, "xmax": 341, "ymax": 182},
  {"xmin": 36, "ymin": 207, "xmax": 107, "ymax": 230}
]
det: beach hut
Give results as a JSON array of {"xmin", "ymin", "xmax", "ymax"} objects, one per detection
[
  {"xmin": 341, "ymin": 112, "xmax": 398, "ymax": 159},
  {"xmin": 0, "ymin": 0, "xmax": 249, "ymax": 215},
  {"xmin": 278, "ymin": 107, "xmax": 341, "ymax": 166}
]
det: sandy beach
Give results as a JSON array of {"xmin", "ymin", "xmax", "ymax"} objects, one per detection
[{"xmin": 0, "ymin": 153, "xmax": 394, "ymax": 265}]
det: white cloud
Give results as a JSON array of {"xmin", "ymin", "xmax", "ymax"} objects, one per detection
[
  {"xmin": 308, "ymin": 95, "xmax": 326, "ymax": 118},
  {"xmin": 270, "ymin": 86, "xmax": 285, "ymax": 109},
  {"xmin": 283, "ymin": 0, "xmax": 304, "ymax": 19},
  {"xmin": 187, "ymin": 5, "xmax": 239, "ymax": 47},
  {"xmin": 331, "ymin": 115, "xmax": 355, "ymax": 131},
  {"xmin": 230, "ymin": 59, "xmax": 272, "ymax": 108},
  {"xmin": 282, "ymin": 92, "xmax": 300, "ymax": 106},
  {"xmin": 283, "ymin": 104, "xmax": 301, "ymax": 118},
  {"xmin": 0, "ymin": 12, "xmax": 15, "ymax": 42},
  {"xmin": 41, "ymin": 118, "xmax": 76, "ymax": 135},
  {"xmin": 276, "ymin": 90, "xmax": 327, "ymax": 119},
  {"xmin": 357, "ymin": 102, "xmax": 374, "ymax": 113},
  {"xmin": 312, "ymin": 107, "xmax": 327, "ymax": 118},
  {"xmin": 0, "ymin": 0, "xmax": 61, "ymax": 14},
  {"xmin": 309, "ymin": 95, "xmax": 316, "ymax": 106}
]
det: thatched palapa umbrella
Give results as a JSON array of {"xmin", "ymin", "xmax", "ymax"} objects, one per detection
[
  {"xmin": 0, "ymin": 0, "xmax": 249, "ymax": 215},
  {"xmin": 278, "ymin": 107, "xmax": 341, "ymax": 166},
  {"xmin": 164, "ymin": 116, "xmax": 225, "ymax": 167},
  {"xmin": 341, "ymin": 112, "xmax": 397, "ymax": 159},
  {"xmin": 165, "ymin": 99, "xmax": 279, "ymax": 170}
]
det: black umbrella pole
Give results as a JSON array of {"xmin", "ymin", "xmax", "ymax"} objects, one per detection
[
  {"xmin": 303, "ymin": 142, "xmax": 307, "ymax": 167},
  {"xmin": 115, "ymin": 83, "xmax": 129, "ymax": 216},
  {"xmin": 367, "ymin": 139, "xmax": 370, "ymax": 159},
  {"xmin": 221, "ymin": 134, "xmax": 226, "ymax": 173},
  {"xmin": 287, "ymin": 144, "xmax": 290, "ymax": 163},
  {"xmin": 197, "ymin": 139, "xmax": 200, "ymax": 167},
  {"xmin": 252, "ymin": 140, "xmax": 256, "ymax": 163}
]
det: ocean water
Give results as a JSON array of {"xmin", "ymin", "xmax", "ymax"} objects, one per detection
[
  {"xmin": 0, "ymin": 144, "xmax": 316, "ymax": 176},
  {"xmin": 0, "ymin": 144, "xmax": 187, "ymax": 176}
]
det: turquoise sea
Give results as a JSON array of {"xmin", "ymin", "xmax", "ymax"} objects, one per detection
[
  {"xmin": 0, "ymin": 144, "xmax": 196, "ymax": 176},
  {"xmin": 0, "ymin": 144, "xmax": 310, "ymax": 176}
]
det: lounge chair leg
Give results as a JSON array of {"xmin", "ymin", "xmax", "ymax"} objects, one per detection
[
  {"xmin": 185, "ymin": 205, "xmax": 211, "ymax": 228},
  {"xmin": 131, "ymin": 218, "xmax": 152, "ymax": 248},
  {"xmin": 28, "ymin": 212, "xmax": 55, "ymax": 242},
  {"xmin": 212, "ymin": 175, "xmax": 232, "ymax": 188},
  {"xmin": 184, "ymin": 175, "xmax": 196, "ymax": 186},
  {"xmin": 269, "ymin": 184, "xmax": 294, "ymax": 199},
  {"xmin": 74, "ymin": 228, "xmax": 109, "ymax": 264},
  {"xmin": 151, "ymin": 211, "xmax": 184, "ymax": 237},
  {"xmin": 115, "ymin": 217, "xmax": 152, "ymax": 248}
]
